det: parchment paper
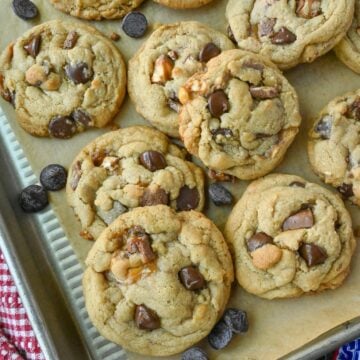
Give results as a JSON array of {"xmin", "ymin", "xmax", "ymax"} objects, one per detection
[{"xmin": 1, "ymin": 0, "xmax": 360, "ymax": 359}]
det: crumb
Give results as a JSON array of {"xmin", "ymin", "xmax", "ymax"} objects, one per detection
[
  {"xmin": 80, "ymin": 230, "xmax": 94, "ymax": 241},
  {"xmin": 110, "ymin": 32, "xmax": 121, "ymax": 41}
]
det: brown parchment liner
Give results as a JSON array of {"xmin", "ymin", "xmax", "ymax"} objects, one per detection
[{"xmin": 1, "ymin": 0, "xmax": 360, "ymax": 359}]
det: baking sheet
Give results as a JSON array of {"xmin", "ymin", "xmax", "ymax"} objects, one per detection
[{"xmin": 1, "ymin": 0, "xmax": 360, "ymax": 359}]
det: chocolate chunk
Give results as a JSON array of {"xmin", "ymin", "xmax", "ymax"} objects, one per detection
[
  {"xmin": 199, "ymin": 42, "xmax": 221, "ymax": 63},
  {"xmin": 299, "ymin": 243, "xmax": 327, "ymax": 267},
  {"xmin": 346, "ymin": 99, "xmax": 360, "ymax": 121},
  {"xmin": 211, "ymin": 128, "xmax": 233, "ymax": 138},
  {"xmin": 70, "ymin": 161, "xmax": 82, "ymax": 191},
  {"xmin": 209, "ymin": 183, "xmax": 233, "ymax": 206},
  {"xmin": 19, "ymin": 185, "xmax": 48, "ymax": 212},
  {"xmin": 259, "ymin": 18, "xmax": 276, "ymax": 37},
  {"xmin": 179, "ymin": 266, "xmax": 206, "ymax": 291},
  {"xmin": 282, "ymin": 208, "xmax": 314, "ymax": 231},
  {"xmin": 337, "ymin": 183, "xmax": 354, "ymax": 199},
  {"xmin": 65, "ymin": 62, "xmax": 93, "ymax": 85},
  {"xmin": 91, "ymin": 149, "xmax": 107, "ymax": 167},
  {"xmin": 208, "ymin": 169, "xmax": 235, "ymax": 182},
  {"xmin": 48, "ymin": 116, "xmax": 77, "ymax": 139},
  {"xmin": 181, "ymin": 347, "xmax": 208, "ymax": 360},
  {"xmin": 139, "ymin": 151, "xmax": 167, "ymax": 172},
  {"xmin": 290, "ymin": 181, "xmax": 306, "ymax": 188},
  {"xmin": 12, "ymin": 0, "xmax": 38, "ymax": 20},
  {"xmin": 249, "ymin": 86, "xmax": 279, "ymax": 99},
  {"xmin": 247, "ymin": 232, "xmax": 273, "ymax": 252},
  {"xmin": 168, "ymin": 98, "xmax": 181, "ymax": 113},
  {"xmin": 71, "ymin": 109, "xmax": 93, "ymax": 127},
  {"xmin": 208, "ymin": 90, "xmax": 230, "ymax": 118},
  {"xmin": 208, "ymin": 320, "xmax": 233, "ymax": 350},
  {"xmin": 122, "ymin": 11, "xmax": 148, "ymax": 38},
  {"xmin": 223, "ymin": 308, "xmax": 249, "ymax": 334},
  {"xmin": 271, "ymin": 27, "xmax": 297, "ymax": 45},
  {"xmin": 63, "ymin": 31, "xmax": 78, "ymax": 49},
  {"xmin": 176, "ymin": 186, "xmax": 200, "ymax": 211},
  {"xmin": 97, "ymin": 201, "xmax": 127, "ymax": 225},
  {"xmin": 40, "ymin": 164, "xmax": 67, "ymax": 191},
  {"xmin": 135, "ymin": 304, "xmax": 160, "ymax": 330},
  {"xmin": 24, "ymin": 35, "xmax": 41, "ymax": 58},
  {"xmin": 315, "ymin": 116, "xmax": 332, "ymax": 139},
  {"xmin": 227, "ymin": 25, "xmax": 236, "ymax": 43},
  {"xmin": 296, "ymin": 0, "xmax": 322, "ymax": 19},
  {"xmin": 140, "ymin": 187, "xmax": 169, "ymax": 207},
  {"xmin": 126, "ymin": 226, "xmax": 156, "ymax": 263}
]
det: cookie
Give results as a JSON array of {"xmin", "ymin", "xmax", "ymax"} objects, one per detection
[
  {"xmin": 153, "ymin": 0, "xmax": 214, "ymax": 9},
  {"xmin": 225, "ymin": 174, "xmax": 356, "ymax": 299},
  {"xmin": 0, "ymin": 20, "xmax": 126, "ymax": 138},
  {"xmin": 83, "ymin": 205, "xmax": 234, "ymax": 356},
  {"xmin": 335, "ymin": 0, "xmax": 360, "ymax": 74},
  {"xmin": 66, "ymin": 126, "xmax": 205, "ymax": 240},
  {"xmin": 226, "ymin": 0, "xmax": 355, "ymax": 70},
  {"xmin": 128, "ymin": 22, "xmax": 234, "ymax": 138},
  {"xmin": 308, "ymin": 90, "xmax": 360, "ymax": 206},
  {"xmin": 48, "ymin": 0, "xmax": 145, "ymax": 20},
  {"xmin": 178, "ymin": 49, "xmax": 301, "ymax": 180}
]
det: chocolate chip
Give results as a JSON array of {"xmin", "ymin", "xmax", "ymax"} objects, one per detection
[
  {"xmin": 19, "ymin": 185, "xmax": 48, "ymax": 212},
  {"xmin": 48, "ymin": 116, "xmax": 77, "ymax": 139},
  {"xmin": 208, "ymin": 90, "xmax": 230, "ymax": 118},
  {"xmin": 126, "ymin": 226, "xmax": 156, "ymax": 263},
  {"xmin": 63, "ymin": 31, "xmax": 78, "ymax": 49},
  {"xmin": 179, "ymin": 266, "xmax": 206, "ymax": 291},
  {"xmin": 346, "ymin": 99, "xmax": 360, "ymax": 121},
  {"xmin": 296, "ymin": 0, "xmax": 322, "ymax": 19},
  {"xmin": 139, "ymin": 151, "xmax": 167, "ymax": 172},
  {"xmin": 91, "ymin": 149, "xmax": 107, "ymax": 167},
  {"xmin": 181, "ymin": 347, "xmax": 208, "ymax": 360},
  {"xmin": 65, "ymin": 62, "xmax": 93, "ymax": 85},
  {"xmin": 337, "ymin": 183, "xmax": 354, "ymax": 199},
  {"xmin": 282, "ymin": 208, "xmax": 314, "ymax": 231},
  {"xmin": 97, "ymin": 201, "xmax": 127, "ymax": 225},
  {"xmin": 140, "ymin": 187, "xmax": 168, "ymax": 207},
  {"xmin": 12, "ymin": 0, "xmax": 38, "ymax": 20},
  {"xmin": 227, "ymin": 25, "xmax": 236, "ymax": 43},
  {"xmin": 211, "ymin": 128, "xmax": 233, "ymax": 138},
  {"xmin": 122, "ymin": 11, "xmax": 148, "ymax": 38},
  {"xmin": 208, "ymin": 320, "xmax": 233, "ymax": 350},
  {"xmin": 24, "ymin": 35, "xmax": 41, "ymax": 58},
  {"xmin": 290, "ymin": 181, "xmax": 306, "ymax": 188},
  {"xmin": 315, "ymin": 116, "xmax": 332, "ymax": 139},
  {"xmin": 176, "ymin": 186, "xmax": 200, "ymax": 211},
  {"xmin": 259, "ymin": 18, "xmax": 276, "ymax": 37},
  {"xmin": 70, "ymin": 161, "xmax": 82, "ymax": 191},
  {"xmin": 199, "ymin": 42, "xmax": 221, "ymax": 63},
  {"xmin": 168, "ymin": 98, "xmax": 181, "ymax": 113},
  {"xmin": 135, "ymin": 304, "xmax": 160, "ymax": 330},
  {"xmin": 249, "ymin": 86, "xmax": 279, "ymax": 99},
  {"xmin": 271, "ymin": 27, "xmax": 297, "ymax": 45},
  {"xmin": 299, "ymin": 243, "xmax": 327, "ymax": 267},
  {"xmin": 208, "ymin": 169, "xmax": 235, "ymax": 182},
  {"xmin": 71, "ymin": 109, "xmax": 93, "ymax": 127},
  {"xmin": 40, "ymin": 164, "xmax": 67, "ymax": 191},
  {"xmin": 247, "ymin": 232, "xmax": 273, "ymax": 252},
  {"xmin": 223, "ymin": 309, "xmax": 249, "ymax": 334},
  {"xmin": 209, "ymin": 183, "xmax": 233, "ymax": 206}
]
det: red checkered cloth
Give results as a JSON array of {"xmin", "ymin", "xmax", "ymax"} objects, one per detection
[{"xmin": 0, "ymin": 251, "xmax": 44, "ymax": 360}]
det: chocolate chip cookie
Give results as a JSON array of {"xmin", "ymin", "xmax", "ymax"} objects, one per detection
[
  {"xmin": 49, "ymin": 0, "xmax": 145, "ymax": 20},
  {"xmin": 83, "ymin": 205, "xmax": 234, "ymax": 356},
  {"xmin": 153, "ymin": 0, "xmax": 214, "ymax": 9},
  {"xmin": 226, "ymin": 0, "xmax": 355, "ymax": 70},
  {"xmin": 0, "ymin": 20, "xmax": 126, "ymax": 138},
  {"xmin": 66, "ymin": 126, "xmax": 205, "ymax": 240},
  {"xmin": 179, "ymin": 49, "xmax": 301, "ymax": 180},
  {"xmin": 128, "ymin": 22, "xmax": 234, "ymax": 138},
  {"xmin": 335, "ymin": 0, "xmax": 360, "ymax": 74},
  {"xmin": 308, "ymin": 90, "xmax": 360, "ymax": 206},
  {"xmin": 225, "ymin": 174, "xmax": 356, "ymax": 299}
]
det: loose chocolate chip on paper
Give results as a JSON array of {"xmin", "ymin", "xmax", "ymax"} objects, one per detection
[
  {"xmin": 48, "ymin": 115, "xmax": 77, "ymax": 139},
  {"xmin": 12, "ymin": 0, "xmax": 38, "ymax": 20},
  {"xmin": 208, "ymin": 320, "xmax": 233, "ymax": 350},
  {"xmin": 179, "ymin": 266, "xmax": 206, "ymax": 291},
  {"xmin": 40, "ymin": 164, "xmax": 67, "ymax": 191},
  {"xmin": 19, "ymin": 185, "xmax": 48, "ymax": 212},
  {"xmin": 271, "ymin": 27, "xmax": 297, "ymax": 45},
  {"xmin": 199, "ymin": 42, "xmax": 221, "ymax": 63},
  {"xmin": 209, "ymin": 183, "xmax": 233, "ymax": 206},
  {"xmin": 140, "ymin": 187, "xmax": 169, "ymax": 207},
  {"xmin": 247, "ymin": 232, "xmax": 273, "ymax": 252},
  {"xmin": 139, "ymin": 151, "xmax": 167, "ymax": 172},
  {"xmin": 208, "ymin": 90, "xmax": 230, "ymax": 118},
  {"xmin": 282, "ymin": 208, "xmax": 314, "ymax": 231},
  {"xmin": 65, "ymin": 62, "xmax": 93, "ymax": 85},
  {"xmin": 63, "ymin": 31, "xmax": 79, "ymax": 49},
  {"xmin": 24, "ymin": 35, "xmax": 41, "ymax": 58},
  {"xmin": 176, "ymin": 185, "xmax": 200, "ymax": 211},
  {"xmin": 181, "ymin": 347, "xmax": 208, "ymax": 360},
  {"xmin": 122, "ymin": 11, "xmax": 148, "ymax": 38},
  {"xmin": 337, "ymin": 183, "xmax": 354, "ymax": 199},
  {"xmin": 299, "ymin": 243, "xmax": 327, "ymax": 267},
  {"xmin": 135, "ymin": 304, "xmax": 160, "ymax": 330},
  {"xmin": 223, "ymin": 308, "xmax": 249, "ymax": 334}
]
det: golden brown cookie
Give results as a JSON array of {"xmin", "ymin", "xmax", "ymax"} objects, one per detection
[{"xmin": 153, "ymin": 0, "xmax": 214, "ymax": 9}]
